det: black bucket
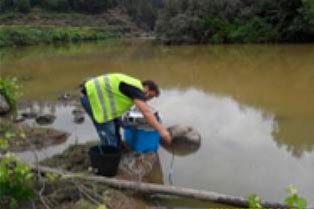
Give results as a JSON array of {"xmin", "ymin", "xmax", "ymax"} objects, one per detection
[{"xmin": 88, "ymin": 145, "xmax": 121, "ymax": 177}]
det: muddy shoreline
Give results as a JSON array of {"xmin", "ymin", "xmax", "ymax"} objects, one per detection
[{"xmin": 1, "ymin": 98, "xmax": 166, "ymax": 209}]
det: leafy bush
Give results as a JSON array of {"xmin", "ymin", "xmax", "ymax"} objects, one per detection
[
  {"xmin": 0, "ymin": 122, "xmax": 16, "ymax": 151},
  {"xmin": 285, "ymin": 185, "xmax": 307, "ymax": 209},
  {"xmin": 0, "ymin": 26, "xmax": 117, "ymax": 47},
  {"xmin": 228, "ymin": 17, "xmax": 277, "ymax": 43},
  {"xmin": 0, "ymin": 0, "xmax": 13, "ymax": 12},
  {"xmin": 248, "ymin": 185, "xmax": 308, "ymax": 209},
  {"xmin": 302, "ymin": 0, "xmax": 314, "ymax": 25},
  {"xmin": 156, "ymin": 0, "xmax": 314, "ymax": 43},
  {"xmin": 15, "ymin": 0, "xmax": 30, "ymax": 13},
  {"xmin": 0, "ymin": 0, "xmax": 30, "ymax": 12},
  {"xmin": 0, "ymin": 153, "xmax": 34, "ymax": 208},
  {"xmin": 0, "ymin": 77, "xmax": 20, "ymax": 110},
  {"xmin": 41, "ymin": 0, "xmax": 69, "ymax": 11},
  {"xmin": 248, "ymin": 194, "xmax": 263, "ymax": 209}
]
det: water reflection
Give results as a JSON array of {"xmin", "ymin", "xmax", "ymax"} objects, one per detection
[
  {"xmin": 2, "ymin": 41, "xmax": 314, "ymax": 205},
  {"xmin": 3, "ymin": 41, "xmax": 313, "ymax": 158},
  {"xmin": 17, "ymin": 100, "xmax": 97, "ymax": 162},
  {"xmin": 14, "ymin": 88, "xmax": 314, "ymax": 205},
  {"xmin": 152, "ymin": 89, "xmax": 276, "ymax": 149},
  {"xmin": 152, "ymin": 89, "xmax": 314, "ymax": 205}
]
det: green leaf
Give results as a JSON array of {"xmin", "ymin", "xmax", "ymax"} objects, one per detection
[
  {"xmin": 285, "ymin": 195, "xmax": 297, "ymax": 206},
  {"xmin": 0, "ymin": 138, "xmax": 9, "ymax": 150},
  {"xmin": 96, "ymin": 205, "xmax": 107, "ymax": 209},
  {"xmin": 9, "ymin": 198, "xmax": 18, "ymax": 209},
  {"xmin": 296, "ymin": 198, "xmax": 307, "ymax": 209},
  {"xmin": 286, "ymin": 185, "xmax": 298, "ymax": 195},
  {"xmin": 4, "ymin": 131, "xmax": 16, "ymax": 140},
  {"xmin": 248, "ymin": 194, "xmax": 263, "ymax": 209}
]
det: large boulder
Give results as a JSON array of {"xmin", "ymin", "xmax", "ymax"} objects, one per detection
[
  {"xmin": 0, "ymin": 94, "xmax": 10, "ymax": 115},
  {"xmin": 167, "ymin": 125, "xmax": 201, "ymax": 149}
]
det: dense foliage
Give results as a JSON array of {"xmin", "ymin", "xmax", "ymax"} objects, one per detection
[
  {"xmin": 0, "ymin": 26, "xmax": 119, "ymax": 47},
  {"xmin": 248, "ymin": 185, "xmax": 307, "ymax": 209},
  {"xmin": 0, "ymin": 0, "xmax": 313, "ymax": 43},
  {"xmin": 156, "ymin": 0, "xmax": 314, "ymax": 43},
  {"xmin": 0, "ymin": 77, "xmax": 20, "ymax": 109},
  {"xmin": 0, "ymin": 0, "xmax": 162, "ymax": 30},
  {"xmin": 0, "ymin": 154, "xmax": 34, "ymax": 209}
]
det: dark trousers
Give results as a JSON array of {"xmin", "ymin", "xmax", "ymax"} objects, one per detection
[{"xmin": 80, "ymin": 95, "xmax": 121, "ymax": 148}]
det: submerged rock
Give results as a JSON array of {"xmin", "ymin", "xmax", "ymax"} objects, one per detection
[
  {"xmin": 0, "ymin": 94, "xmax": 10, "ymax": 115},
  {"xmin": 14, "ymin": 115, "xmax": 25, "ymax": 123},
  {"xmin": 36, "ymin": 114, "xmax": 56, "ymax": 125},
  {"xmin": 21, "ymin": 111, "xmax": 38, "ymax": 119},
  {"xmin": 74, "ymin": 114, "xmax": 85, "ymax": 123},
  {"xmin": 72, "ymin": 108, "xmax": 85, "ymax": 124},
  {"xmin": 0, "ymin": 118, "xmax": 69, "ymax": 152}
]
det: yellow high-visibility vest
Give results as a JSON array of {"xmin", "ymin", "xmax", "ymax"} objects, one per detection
[{"xmin": 85, "ymin": 73, "xmax": 143, "ymax": 123}]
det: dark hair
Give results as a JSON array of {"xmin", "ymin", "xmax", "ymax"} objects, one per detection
[{"xmin": 142, "ymin": 80, "xmax": 160, "ymax": 97}]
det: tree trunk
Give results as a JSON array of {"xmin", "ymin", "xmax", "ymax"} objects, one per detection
[{"xmin": 33, "ymin": 164, "xmax": 290, "ymax": 208}]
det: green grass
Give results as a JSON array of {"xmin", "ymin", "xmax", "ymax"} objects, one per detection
[
  {"xmin": 0, "ymin": 77, "xmax": 20, "ymax": 110},
  {"xmin": 0, "ymin": 25, "xmax": 121, "ymax": 47}
]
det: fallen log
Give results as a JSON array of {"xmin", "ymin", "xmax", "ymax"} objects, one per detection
[{"xmin": 33, "ymin": 164, "xmax": 290, "ymax": 208}]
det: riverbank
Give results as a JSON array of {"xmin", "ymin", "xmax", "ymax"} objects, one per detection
[
  {"xmin": 1, "ymin": 0, "xmax": 314, "ymax": 46},
  {"xmin": 0, "ymin": 25, "xmax": 123, "ymax": 48},
  {"xmin": 0, "ymin": 119, "xmax": 69, "ymax": 152},
  {"xmin": 0, "ymin": 110, "xmax": 163, "ymax": 209},
  {"xmin": 0, "ymin": 9, "xmax": 147, "ymax": 48}
]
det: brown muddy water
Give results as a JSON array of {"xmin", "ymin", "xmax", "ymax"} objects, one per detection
[{"xmin": 1, "ymin": 40, "xmax": 314, "ymax": 207}]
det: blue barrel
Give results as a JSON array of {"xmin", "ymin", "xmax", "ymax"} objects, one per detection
[{"xmin": 124, "ymin": 127, "xmax": 160, "ymax": 153}]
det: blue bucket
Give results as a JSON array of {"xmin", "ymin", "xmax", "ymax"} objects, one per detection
[{"xmin": 124, "ymin": 127, "xmax": 160, "ymax": 153}]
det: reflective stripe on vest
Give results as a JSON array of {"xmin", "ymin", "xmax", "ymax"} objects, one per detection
[
  {"xmin": 104, "ymin": 75, "xmax": 117, "ymax": 118},
  {"xmin": 86, "ymin": 73, "xmax": 143, "ymax": 123}
]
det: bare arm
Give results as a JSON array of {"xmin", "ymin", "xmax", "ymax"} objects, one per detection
[{"xmin": 134, "ymin": 99, "xmax": 171, "ymax": 145}]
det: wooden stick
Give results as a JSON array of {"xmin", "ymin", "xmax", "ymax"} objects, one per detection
[{"xmin": 33, "ymin": 164, "xmax": 291, "ymax": 208}]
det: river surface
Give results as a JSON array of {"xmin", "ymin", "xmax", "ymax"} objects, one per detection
[{"xmin": 1, "ymin": 40, "xmax": 314, "ymax": 207}]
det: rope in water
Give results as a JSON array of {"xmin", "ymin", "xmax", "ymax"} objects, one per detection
[{"xmin": 168, "ymin": 145, "xmax": 175, "ymax": 185}]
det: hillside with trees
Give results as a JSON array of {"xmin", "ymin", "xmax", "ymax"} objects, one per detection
[{"xmin": 0, "ymin": 0, "xmax": 313, "ymax": 45}]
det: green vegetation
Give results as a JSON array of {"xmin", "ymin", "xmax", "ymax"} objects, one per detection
[
  {"xmin": 0, "ymin": 77, "xmax": 20, "ymax": 110},
  {"xmin": 0, "ymin": 26, "xmax": 120, "ymax": 47},
  {"xmin": 248, "ymin": 185, "xmax": 308, "ymax": 209},
  {"xmin": 1, "ymin": 0, "xmax": 312, "ymax": 44},
  {"xmin": 285, "ymin": 185, "xmax": 307, "ymax": 209},
  {"xmin": 156, "ymin": 0, "xmax": 314, "ymax": 44},
  {"xmin": 0, "ymin": 153, "xmax": 34, "ymax": 209},
  {"xmin": 248, "ymin": 194, "xmax": 263, "ymax": 208},
  {"xmin": 0, "ymin": 0, "xmax": 161, "ymax": 30}
]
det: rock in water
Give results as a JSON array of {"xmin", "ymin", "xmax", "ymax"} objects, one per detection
[
  {"xmin": 36, "ymin": 114, "xmax": 56, "ymax": 125},
  {"xmin": 72, "ymin": 108, "xmax": 85, "ymax": 124},
  {"xmin": 0, "ymin": 94, "xmax": 10, "ymax": 115},
  {"xmin": 167, "ymin": 125, "xmax": 201, "ymax": 149},
  {"xmin": 21, "ymin": 112, "xmax": 38, "ymax": 119}
]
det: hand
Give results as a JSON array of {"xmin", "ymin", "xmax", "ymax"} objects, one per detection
[{"xmin": 160, "ymin": 129, "xmax": 172, "ymax": 145}]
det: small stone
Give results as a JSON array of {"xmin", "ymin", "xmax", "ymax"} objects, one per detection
[
  {"xmin": 14, "ymin": 115, "xmax": 25, "ymax": 123},
  {"xmin": 36, "ymin": 114, "xmax": 56, "ymax": 125},
  {"xmin": 74, "ymin": 114, "xmax": 85, "ymax": 124},
  {"xmin": 0, "ymin": 94, "xmax": 10, "ymax": 115},
  {"xmin": 72, "ymin": 108, "xmax": 85, "ymax": 124},
  {"xmin": 21, "ymin": 112, "xmax": 38, "ymax": 119},
  {"xmin": 72, "ymin": 108, "xmax": 84, "ymax": 115}
]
